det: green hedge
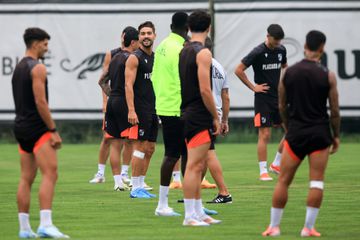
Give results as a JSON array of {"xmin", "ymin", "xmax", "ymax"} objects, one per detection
[{"xmin": 1, "ymin": 118, "xmax": 359, "ymax": 144}]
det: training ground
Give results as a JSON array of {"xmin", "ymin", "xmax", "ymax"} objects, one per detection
[{"xmin": 0, "ymin": 143, "xmax": 359, "ymax": 239}]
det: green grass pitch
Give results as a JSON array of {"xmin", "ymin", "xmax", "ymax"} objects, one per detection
[{"xmin": 0, "ymin": 143, "xmax": 359, "ymax": 239}]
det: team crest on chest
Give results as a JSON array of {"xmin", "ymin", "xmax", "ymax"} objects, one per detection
[{"xmin": 278, "ymin": 53, "xmax": 282, "ymax": 62}]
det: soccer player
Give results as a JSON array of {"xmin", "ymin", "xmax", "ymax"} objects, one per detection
[
  {"xmin": 90, "ymin": 27, "xmax": 134, "ymax": 187},
  {"xmin": 235, "ymin": 24, "xmax": 287, "ymax": 181},
  {"xmin": 204, "ymin": 37, "xmax": 232, "ymax": 204},
  {"xmin": 100, "ymin": 27, "xmax": 140, "ymax": 191},
  {"xmin": 125, "ymin": 21, "xmax": 158, "ymax": 198},
  {"xmin": 152, "ymin": 11, "xmax": 188, "ymax": 215},
  {"xmin": 179, "ymin": 10, "xmax": 221, "ymax": 226},
  {"xmin": 12, "ymin": 28, "xmax": 69, "ymax": 238},
  {"xmin": 262, "ymin": 30, "xmax": 340, "ymax": 237}
]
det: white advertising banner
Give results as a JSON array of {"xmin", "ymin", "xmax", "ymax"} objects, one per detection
[{"xmin": 0, "ymin": 2, "xmax": 359, "ymax": 119}]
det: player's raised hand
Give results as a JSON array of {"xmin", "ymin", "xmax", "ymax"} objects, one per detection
[
  {"xmin": 212, "ymin": 118, "xmax": 221, "ymax": 136},
  {"xmin": 50, "ymin": 132, "xmax": 62, "ymax": 150},
  {"xmin": 330, "ymin": 137, "xmax": 340, "ymax": 154},
  {"xmin": 128, "ymin": 110, "xmax": 139, "ymax": 125},
  {"xmin": 254, "ymin": 83, "xmax": 270, "ymax": 93}
]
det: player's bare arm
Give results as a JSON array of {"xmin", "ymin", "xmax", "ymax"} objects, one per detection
[
  {"xmin": 125, "ymin": 54, "xmax": 139, "ymax": 125},
  {"xmin": 221, "ymin": 88, "xmax": 230, "ymax": 135},
  {"xmin": 32, "ymin": 64, "xmax": 62, "ymax": 149},
  {"xmin": 235, "ymin": 62, "xmax": 269, "ymax": 93},
  {"xmin": 278, "ymin": 69, "xmax": 288, "ymax": 132},
  {"xmin": 197, "ymin": 48, "xmax": 220, "ymax": 135},
  {"xmin": 328, "ymin": 71, "xmax": 340, "ymax": 154}
]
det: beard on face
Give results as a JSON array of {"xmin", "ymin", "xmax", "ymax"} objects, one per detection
[{"xmin": 141, "ymin": 38, "xmax": 153, "ymax": 48}]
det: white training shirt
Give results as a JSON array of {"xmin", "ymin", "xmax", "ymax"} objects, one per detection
[{"xmin": 211, "ymin": 58, "xmax": 229, "ymax": 118}]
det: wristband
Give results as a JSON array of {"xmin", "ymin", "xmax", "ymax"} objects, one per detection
[{"xmin": 49, "ymin": 128, "xmax": 57, "ymax": 133}]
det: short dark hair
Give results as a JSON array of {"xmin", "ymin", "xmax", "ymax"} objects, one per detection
[
  {"xmin": 123, "ymin": 27, "xmax": 139, "ymax": 47},
  {"xmin": 267, "ymin": 24, "xmax": 284, "ymax": 40},
  {"xmin": 138, "ymin": 21, "xmax": 155, "ymax": 33},
  {"xmin": 23, "ymin": 27, "xmax": 50, "ymax": 49},
  {"xmin": 188, "ymin": 10, "xmax": 211, "ymax": 33},
  {"xmin": 122, "ymin": 26, "xmax": 135, "ymax": 35},
  {"xmin": 306, "ymin": 30, "xmax": 326, "ymax": 51},
  {"xmin": 171, "ymin": 11, "xmax": 188, "ymax": 30},
  {"xmin": 204, "ymin": 37, "xmax": 212, "ymax": 51}
]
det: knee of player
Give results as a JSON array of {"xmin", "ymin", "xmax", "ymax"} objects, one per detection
[
  {"xmin": 309, "ymin": 180, "xmax": 324, "ymax": 191},
  {"xmin": 259, "ymin": 131, "xmax": 271, "ymax": 142}
]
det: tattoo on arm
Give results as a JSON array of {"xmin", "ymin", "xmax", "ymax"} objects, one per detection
[{"xmin": 98, "ymin": 70, "xmax": 111, "ymax": 96}]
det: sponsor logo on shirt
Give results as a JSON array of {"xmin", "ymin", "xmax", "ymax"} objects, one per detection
[
  {"xmin": 144, "ymin": 72, "xmax": 152, "ymax": 80},
  {"xmin": 262, "ymin": 63, "xmax": 281, "ymax": 70}
]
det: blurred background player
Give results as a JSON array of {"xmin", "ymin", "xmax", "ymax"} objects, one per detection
[
  {"xmin": 204, "ymin": 37, "xmax": 232, "ymax": 204},
  {"xmin": 13, "ymin": 28, "xmax": 69, "ymax": 238},
  {"xmin": 235, "ymin": 24, "xmax": 287, "ymax": 181},
  {"xmin": 100, "ymin": 27, "xmax": 140, "ymax": 191},
  {"xmin": 126, "ymin": 21, "xmax": 157, "ymax": 198},
  {"xmin": 152, "ymin": 12, "xmax": 188, "ymax": 216},
  {"xmin": 89, "ymin": 27, "xmax": 134, "ymax": 187},
  {"xmin": 179, "ymin": 10, "xmax": 221, "ymax": 226},
  {"xmin": 262, "ymin": 30, "xmax": 340, "ymax": 237}
]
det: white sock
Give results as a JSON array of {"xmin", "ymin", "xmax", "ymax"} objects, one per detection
[
  {"xmin": 98, "ymin": 164, "xmax": 105, "ymax": 175},
  {"xmin": 259, "ymin": 161, "xmax": 268, "ymax": 175},
  {"xmin": 131, "ymin": 176, "xmax": 140, "ymax": 191},
  {"xmin": 305, "ymin": 206, "xmax": 320, "ymax": 229},
  {"xmin": 157, "ymin": 185, "xmax": 169, "ymax": 209},
  {"xmin": 272, "ymin": 152, "xmax": 282, "ymax": 167},
  {"xmin": 184, "ymin": 199, "xmax": 195, "ymax": 219},
  {"xmin": 18, "ymin": 212, "xmax": 31, "ymax": 231},
  {"xmin": 194, "ymin": 199, "xmax": 206, "ymax": 218},
  {"xmin": 121, "ymin": 165, "xmax": 129, "ymax": 175},
  {"xmin": 270, "ymin": 207, "xmax": 284, "ymax": 227},
  {"xmin": 40, "ymin": 209, "xmax": 53, "ymax": 227},
  {"xmin": 140, "ymin": 175, "xmax": 145, "ymax": 188},
  {"xmin": 113, "ymin": 175, "xmax": 123, "ymax": 187},
  {"xmin": 172, "ymin": 171, "xmax": 181, "ymax": 182}
]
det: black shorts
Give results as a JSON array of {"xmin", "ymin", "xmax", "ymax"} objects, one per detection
[
  {"xmin": 182, "ymin": 111, "xmax": 215, "ymax": 149},
  {"xmin": 129, "ymin": 112, "xmax": 158, "ymax": 142},
  {"xmin": 254, "ymin": 95, "xmax": 281, "ymax": 128},
  {"xmin": 285, "ymin": 127, "xmax": 332, "ymax": 161},
  {"xmin": 105, "ymin": 97, "xmax": 131, "ymax": 138},
  {"xmin": 15, "ymin": 129, "xmax": 50, "ymax": 154},
  {"xmin": 159, "ymin": 115, "xmax": 186, "ymax": 158}
]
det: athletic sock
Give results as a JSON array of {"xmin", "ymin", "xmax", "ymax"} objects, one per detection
[
  {"xmin": 157, "ymin": 185, "xmax": 169, "ymax": 209},
  {"xmin": 305, "ymin": 206, "xmax": 320, "ymax": 229},
  {"xmin": 184, "ymin": 199, "xmax": 195, "ymax": 219},
  {"xmin": 270, "ymin": 207, "xmax": 284, "ymax": 227},
  {"xmin": 272, "ymin": 152, "xmax": 282, "ymax": 167},
  {"xmin": 18, "ymin": 212, "xmax": 31, "ymax": 231},
  {"xmin": 259, "ymin": 161, "xmax": 268, "ymax": 175},
  {"xmin": 113, "ymin": 175, "xmax": 123, "ymax": 187},
  {"xmin": 194, "ymin": 199, "xmax": 206, "ymax": 218},
  {"xmin": 39, "ymin": 209, "xmax": 53, "ymax": 227},
  {"xmin": 140, "ymin": 175, "xmax": 145, "ymax": 188},
  {"xmin": 98, "ymin": 164, "xmax": 105, "ymax": 175},
  {"xmin": 121, "ymin": 165, "xmax": 129, "ymax": 175},
  {"xmin": 172, "ymin": 171, "xmax": 181, "ymax": 182},
  {"xmin": 131, "ymin": 176, "xmax": 140, "ymax": 191}
]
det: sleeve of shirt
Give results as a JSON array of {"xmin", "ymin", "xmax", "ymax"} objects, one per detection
[
  {"xmin": 222, "ymin": 70, "xmax": 229, "ymax": 89},
  {"xmin": 241, "ymin": 47, "xmax": 260, "ymax": 67},
  {"xmin": 282, "ymin": 47, "xmax": 287, "ymax": 65}
]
